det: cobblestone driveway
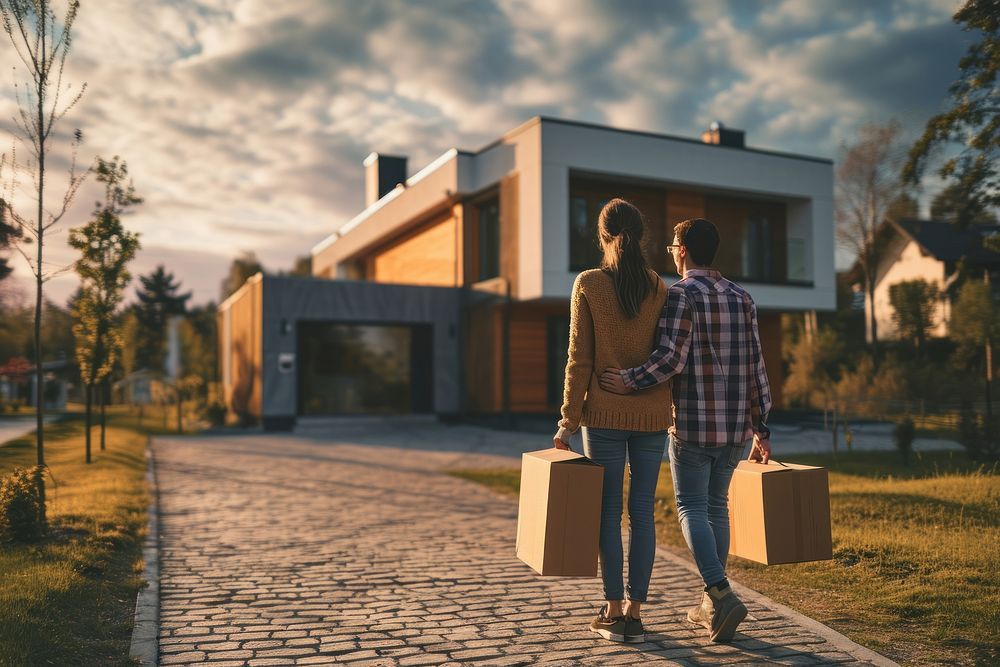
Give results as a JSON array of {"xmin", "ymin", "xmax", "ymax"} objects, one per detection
[{"xmin": 152, "ymin": 424, "xmax": 892, "ymax": 666}]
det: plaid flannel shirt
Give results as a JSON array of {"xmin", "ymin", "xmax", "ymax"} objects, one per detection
[{"xmin": 622, "ymin": 269, "xmax": 771, "ymax": 447}]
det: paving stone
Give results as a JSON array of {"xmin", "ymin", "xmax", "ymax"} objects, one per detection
[{"xmin": 153, "ymin": 431, "xmax": 893, "ymax": 667}]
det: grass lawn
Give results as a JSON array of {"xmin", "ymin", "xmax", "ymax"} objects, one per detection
[
  {"xmin": 450, "ymin": 449, "xmax": 1000, "ymax": 667},
  {"xmin": 0, "ymin": 412, "xmax": 150, "ymax": 666}
]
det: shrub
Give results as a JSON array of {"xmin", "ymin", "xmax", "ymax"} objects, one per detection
[
  {"xmin": 960, "ymin": 406, "xmax": 999, "ymax": 462},
  {"xmin": 0, "ymin": 466, "xmax": 45, "ymax": 542},
  {"xmin": 895, "ymin": 417, "xmax": 915, "ymax": 465},
  {"xmin": 204, "ymin": 401, "xmax": 227, "ymax": 426}
]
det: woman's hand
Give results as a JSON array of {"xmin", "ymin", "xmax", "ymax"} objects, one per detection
[{"xmin": 553, "ymin": 436, "xmax": 571, "ymax": 450}]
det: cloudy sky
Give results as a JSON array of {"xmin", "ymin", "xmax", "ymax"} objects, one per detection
[{"xmin": 0, "ymin": 0, "xmax": 969, "ymax": 307}]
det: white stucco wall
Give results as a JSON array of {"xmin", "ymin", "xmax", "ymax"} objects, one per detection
[
  {"xmin": 534, "ymin": 120, "xmax": 836, "ymax": 311},
  {"xmin": 869, "ymin": 238, "xmax": 949, "ymax": 341}
]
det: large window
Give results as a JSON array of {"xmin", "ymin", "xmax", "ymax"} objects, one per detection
[
  {"xmin": 742, "ymin": 215, "xmax": 772, "ymax": 281},
  {"xmin": 298, "ymin": 322, "xmax": 433, "ymax": 415},
  {"xmin": 706, "ymin": 196, "xmax": 786, "ymax": 283},
  {"xmin": 478, "ymin": 199, "xmax": 500, "ymax": 281},
  {"xmin": 569, "ymin": 196, "xmax": 606, "ymax": 271},
  {"xmin": 569, "ymin": 180, "xmax": 667, "ymax": 273}
]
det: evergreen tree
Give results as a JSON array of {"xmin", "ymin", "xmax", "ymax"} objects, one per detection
[{"xmin": 134, "ymin": 265, "xmax": 191, "ymax": 373}]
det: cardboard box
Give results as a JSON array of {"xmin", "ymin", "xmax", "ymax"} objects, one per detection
[
  {"xmin": 515, "ymin": 449, "xmax": 603, "ymax": 576},
  {"xmin": 728, "ymin": 460, "xmax": 833, "ymax": 565}
]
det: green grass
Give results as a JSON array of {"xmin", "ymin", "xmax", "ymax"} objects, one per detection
[
  {"xmin": 450, "ymin": 449, "xmax": 1000, "ymax": 667},
  {"xmin": 0, "ymin": 412, "xmax": 150, "ymax": 667}
]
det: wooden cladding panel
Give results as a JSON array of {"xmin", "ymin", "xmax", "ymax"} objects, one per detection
[
  {"xmin": 369, "ymin": 213, "xmax": 459, "ymax": 287},
  {"xmin": 757, "ymin": 311, "xmax": 784, "ymax": 408},
  {"xmin": 500, "ymin": 174, "xmax": 519, "ymax": 296},
  {"xmin": 666, "ymin": 190, "xmax": 707, "ymax": 231},
  {"xmin": 509, "ymin": 312, "xmax": 548, "ymax": 412},
  {"xmin": 226, "ymin": 279, "xmax": 262, "ymax": 419},
  {"xmin": 464, "ymin": 305, "xmax": 502, "ymax": 412}
]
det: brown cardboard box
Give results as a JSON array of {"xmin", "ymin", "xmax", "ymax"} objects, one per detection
[
  {"xmin": 728, "ymin": 460, "xmax": 833, "ymax": 565},
  {"xmin": 515, "ymin": 449, "xmax": 603, "ymax": 576}
]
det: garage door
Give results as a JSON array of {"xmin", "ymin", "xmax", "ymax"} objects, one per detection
[{"xmin": 297, "ymin": 322, "xmax": 433, "ymax": 415}]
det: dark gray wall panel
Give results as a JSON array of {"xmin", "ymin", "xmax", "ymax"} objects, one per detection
[{"xmin": 259, "ymin": 276, "xmax": 461, "ymax": 417}]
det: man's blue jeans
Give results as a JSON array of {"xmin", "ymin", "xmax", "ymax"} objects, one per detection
[
  {"xmin": 668, "ymin": 435, "xmax": 748, "ymax": 588},
  {"xmin": 582, "ymin": 427, "xmax": 667, "ymax": 602}
]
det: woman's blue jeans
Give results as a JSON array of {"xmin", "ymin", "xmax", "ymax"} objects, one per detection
[
  {"xmin": 668, "ymin": 435, "xmax": 748, "ymax": 588},
  {"xmin": 582, "ymin": 427, "xmax": 667, "ymax": 602}
]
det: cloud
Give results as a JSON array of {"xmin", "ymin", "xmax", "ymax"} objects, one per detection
[{"xmin": 0, "ymin": 0, "xmax": 965, "ymax": 307}]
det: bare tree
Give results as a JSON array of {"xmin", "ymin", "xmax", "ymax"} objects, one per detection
[
  {"xmin": 835, "ymin": 121, "xmax": 907, "ymax": 357},
  {"xmin": 0, "ymin": 0, "xmax": 87, "ymax": 519}
]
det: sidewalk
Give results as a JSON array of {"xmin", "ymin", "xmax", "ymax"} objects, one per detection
[{"xmin": 150, "ymin": 423, "xmax": 897, "ymax": 666}]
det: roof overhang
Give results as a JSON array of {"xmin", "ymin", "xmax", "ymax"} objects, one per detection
[{"xmin": 311, "ymin": 149, "xmax": 473, "ymax": 268}]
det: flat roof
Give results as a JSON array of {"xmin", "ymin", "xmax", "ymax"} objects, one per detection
[
  {"xmin": 474, "ymin": 115, "xmax": 833, "ymax": 165},
  {"xmin": 314, "ymin": 115, "xmax": 832, "ymax": 255}
]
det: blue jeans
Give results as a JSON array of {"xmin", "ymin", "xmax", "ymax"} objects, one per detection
[
  {"xmin": 582, "ymin": 427, "xmax": 667, "ymax": 602},
  {"xmin": 668, "ymin": 435, "xmax": 748, "ymax": 588}
]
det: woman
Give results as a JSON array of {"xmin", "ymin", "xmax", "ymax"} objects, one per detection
[{"xmin": 553, "ymin": 198, "xmax": 672, "ymax": 644}]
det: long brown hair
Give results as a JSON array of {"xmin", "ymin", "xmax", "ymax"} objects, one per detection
[{"xmin": 598, "ymin": 198, "xmax": 656, "ymax": 318}]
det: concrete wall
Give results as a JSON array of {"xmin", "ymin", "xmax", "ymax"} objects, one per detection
[{"xmin": 259, "ymin": 276, "xmax": 462, "ymax": 423}]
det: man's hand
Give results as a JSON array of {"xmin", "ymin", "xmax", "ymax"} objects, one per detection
[
  {"xmin": 552, "ymin": 436, "xmax": 571, "ymax": 451},
  {"xmin": 749, "ymin": 432, "xmax": 771, "ymax": 464},
  {"xmin": 599, "ymin": 368, "xmax": 633, "ymax": 395}
]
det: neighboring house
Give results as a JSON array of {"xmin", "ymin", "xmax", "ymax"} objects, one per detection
[
  {"xmin": 868, "ymin": 218, "xmax": 1000, "ymax": 342},
  {"xmin": 218, "ymin": 116, "xmax": 836, "ymax": 429}
]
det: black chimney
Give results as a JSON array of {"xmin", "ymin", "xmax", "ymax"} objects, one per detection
[
  {"xmin": 701, "ymin": 121, "xmax": 745, "ymax": 149},
  {"xmin": 364, "ymin": 153, "xmax": 408, "ymax": 207}
]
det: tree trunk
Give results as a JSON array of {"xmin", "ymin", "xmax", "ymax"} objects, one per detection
[
  {"xmin": 985, "ymin": 270, "xmax": 994, "ymax": 452},
  {"xmin": 33, "ymin": 0, "xmax": 50, "ymax": 524},
  {"xmin": 867, "ymin": 279, "xmax": 879, "ymax": 362},
  {"xmin": 99, "ymin": 378, "xmax": 107, "ymax": 451},
  {"xmin": 85, "ymin": 383, "xmax": 92, "ymax": 464}
]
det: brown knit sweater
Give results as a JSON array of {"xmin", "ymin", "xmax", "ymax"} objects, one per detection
[{"xmin": 558, "ymin": 268, "xmax": 673, "ymax": 433}]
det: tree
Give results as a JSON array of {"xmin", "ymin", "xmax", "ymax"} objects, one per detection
[
  {"xmin": 886, "ymin": 192, "xmax": 920, "ymax": 222},
  {"xmin": 288, "ymin": 254, "xmax": 311, "ymax": 277},
  {"xmin": 220, "ymin": 250, "xmax": 263, "ymax": 302},
  {"xmin": 134, "ymin": 265, "xmax": 190, "ymax": 373},
  {"xmin": 0, "ymin": 0, "xmax": 88, "ymax": 518},
  {"xmin": 904, "ymin": 0, "xmax": 998, "ymax": 228},
  {"xmin": 0, "ymin": 178, "xmax": 16, "ymax": 282},
  {"xmin": 930, "ymin": 183, "xmax": 999, "ymax": 225},
  {"xmin": 888, "ymin": 279, "xmax": 940, "ymax": 349},
  {"xmin": 835, "ymin": 121, "xmax": 907, "ymax": 356},
  {"xmin": 950, "ymin": 279, "xmax": 999, "ymax": 457},
  {"xmin": 68, "ymin": 157, "xmax": 141, "ymax": 463}
]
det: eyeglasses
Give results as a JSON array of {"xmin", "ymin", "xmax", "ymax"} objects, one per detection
[{"xmin": 666, "ymin": 244, "xmax": 682, "ymax": 251}]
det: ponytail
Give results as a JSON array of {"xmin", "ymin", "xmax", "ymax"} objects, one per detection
[{"xmin": 598, "ymin": 198, "xmax": 656, "ymax": 318}]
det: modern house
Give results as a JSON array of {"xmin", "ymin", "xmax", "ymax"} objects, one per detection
[
  {"xmin": 218, "ymin": 116, "xmax": 836, "ymax": 429},
  {"xmin": 867, "ymin": 218, "xmax": 1000, "ymax": 342}
]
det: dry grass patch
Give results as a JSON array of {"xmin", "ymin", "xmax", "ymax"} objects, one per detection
[
  {"xmin": 0, "ymin": 414, "xmax": 149, "ymax": 666},
  {"xmin": 450, "ymin": 449, "xmax": 999, "ymax": 666}
]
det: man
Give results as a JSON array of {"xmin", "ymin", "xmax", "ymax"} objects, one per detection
[{"xmin": 599, "ymin": 217, "xmax": 772, "ymax": 643}]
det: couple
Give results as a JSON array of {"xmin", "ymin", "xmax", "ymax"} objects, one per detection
[{"xmin": 552, "ymin": 199, "xmax": 772, "ymax": 645}]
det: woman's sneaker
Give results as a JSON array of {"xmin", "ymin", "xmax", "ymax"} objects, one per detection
[
  {"xmin": 589, "ymin": 604, "xmax": 626, "ymax": 642},
  {"xmin": 624, "ymin": 615, "xmax": 646, "ymax": 643}
]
